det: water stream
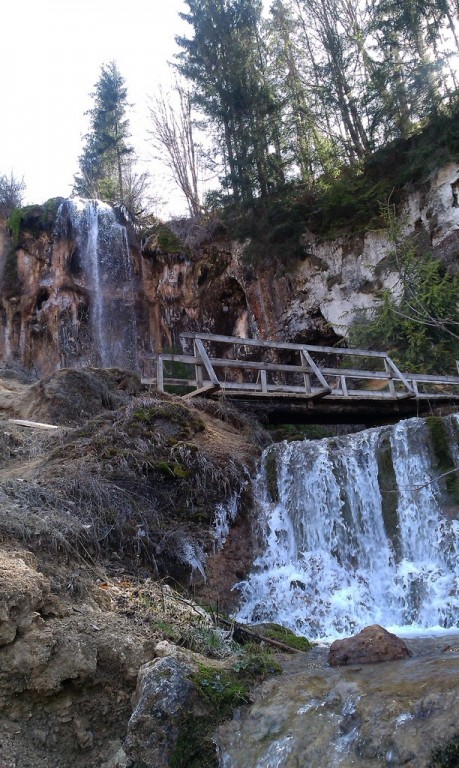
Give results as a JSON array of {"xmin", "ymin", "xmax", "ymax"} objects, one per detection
[
  {"xmin": 57, "ymin": 199, "xmax": 139, "ymax": 370},
  {"xmin": 218, "ymin": 416, "xmax": 459, "ymax": 767},
  {"xmin": 235, "ymin": 416, "xmax": 459, "ymax": 640}
]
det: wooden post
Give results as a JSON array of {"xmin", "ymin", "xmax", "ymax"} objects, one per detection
[
  {"xmin": 340, "ymin": 375, "xmax": 348, "ymax": 397},
  {"xmin": 300, "ymin": 350, "xmax": 311, "ymax": 394},
  {"xmin": 157, "ymin": 355, "xmax": 164, "ymax": 392},
  {"xmin": 260, "ymin": 369, "xmax": 268, "ymax": 393},
  {"xmin": 193, "ymin": 341, "xmax": 204, "ymax": 389},
  {"xmin": 383, "ymin": 358, "xmax": 396, "ymax": 397}
]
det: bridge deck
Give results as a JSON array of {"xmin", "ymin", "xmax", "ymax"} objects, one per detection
[{"xmin": 142, "ymin": 333, "xmax": 459, "ymax": 422}]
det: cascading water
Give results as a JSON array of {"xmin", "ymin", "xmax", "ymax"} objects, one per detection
[
  {"xmin": 56, "ymin": 199, "xmax": 139, "ymax": 370},
  {"xmin": 235, "ymin": 416, "xmax": 459, "ymax": 641}
]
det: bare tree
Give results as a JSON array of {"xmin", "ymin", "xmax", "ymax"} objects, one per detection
[
  {"xmin": 0, "ymin": 172, "xmax": 25, "ymax": 219},
  {"xmin": 148, "ymin": 81, "xmax": 203, "ymax": 217}
]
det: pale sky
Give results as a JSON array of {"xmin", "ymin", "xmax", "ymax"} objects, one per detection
[{"xmin": 0, "ymin": 0, "xmax": 190, "ymax": 215}]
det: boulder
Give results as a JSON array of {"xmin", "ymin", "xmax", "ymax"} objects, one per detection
[
  {"xmin": 125, "ymin": 656, "xmax": 199, "ymax": 768},
  {"xmin": 328, "ymin": 624, "xmax": 411, "ymax": 666}
]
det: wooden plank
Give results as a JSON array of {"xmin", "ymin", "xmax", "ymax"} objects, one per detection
[
  {"xmin": 8, "ymin": 419, "xmax": 60, "ymax": 431},
  {"xmin": 182, "ymin": 384, "xmax": 219, "ymax": 400},
  {"xmin": 384, "ymin": 355, "xmax": 415, "ymax": 396},
  {"xmin": 300, "ymin": 351, "xmax": 312, "ymax": 394},
  {"xmin": 155, "ymin": 353, "xmax": 198, "ymax": 365},
  {"xmin": 300, "ymin": 348, "xmax": 332, "ymax": 392},
  {"xmin": 194, "ymin": 338, "xmax": 220, "ymax": 387},
  {"xmin": 180, "ymin": 332, "xmax": 387, "ymax": 358},
  {"xmin": 408, "ymin": 372, "xmax": 459, "ymax": 385},
  {"xmin": 209, "ymin": 358, "xmax": 312, "ymax": 373},
  {"xmin": 260, "ymin": 370, "xmax": 268, "ymax": 393}
]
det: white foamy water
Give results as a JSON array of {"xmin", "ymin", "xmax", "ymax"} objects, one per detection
[
  {"xmin": 235, "ymin": 417, "xmax": 459, "ymax": 640},
  {"xmin": 56, "ymin": 199, "xmax": 139, "ymax": 370}
]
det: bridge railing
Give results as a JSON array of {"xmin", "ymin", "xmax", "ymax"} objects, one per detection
[{"xmin": 142, "ymin": 333, "xmax": 459, "ymax": 402}]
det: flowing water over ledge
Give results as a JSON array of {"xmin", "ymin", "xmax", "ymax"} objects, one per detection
[
  {"xmin": 217, "ymin": 636, "xmax": 459, "ymax": 768},
  {"xmin": 220, "ymin": 417, "xmax": 459, "ymax": 766},
  {"xmin": 235, "ymin": 416, "xmax": 459, "ymax": 641}
]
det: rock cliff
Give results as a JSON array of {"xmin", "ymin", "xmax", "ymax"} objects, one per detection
[{"xmin": 1, "ymin": 164, "xmax": 459, "ymax": 378}]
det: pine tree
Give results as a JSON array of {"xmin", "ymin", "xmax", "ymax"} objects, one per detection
[
  {"xmin": 73, "ymin": 61, "xmax": 133, "ymax": 204},
  {"xmin": 176, "ymin": 0, "xmax": 284, "ymax": 202}
]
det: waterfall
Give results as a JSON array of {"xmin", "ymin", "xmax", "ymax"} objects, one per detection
[
  {"xmin": 56, "ymin": 199, "xmax": 139, "ymax": 370},
  {"xmin": 235, "ymin": 416, "xmax": 459, "ymax": 640}
]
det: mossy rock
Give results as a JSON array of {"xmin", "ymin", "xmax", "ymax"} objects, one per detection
[
  {"xmin": 377, "ymin": 434, "xmax": 400, "ymax": 554},
  {"xmin": 265, "ymin": 448, "xmax": 279, "ymax": 503},
  {"xmin": 429, "ymin": 734, "xmax": 459, "ymax": 767},
  {"xmin": 254, "ymin": 622, "xmax": 312, "ymax": 651},
  {"xmin": 427, "ymin": 417, "xmax": 459, "ymax": 504},
  {"xmin": 171, "ymin": 649, "xmax": 281, "ymax": 768},
  {"xmin": 7, "ymin": 198, "xmax": 64, "ymax": 246}
]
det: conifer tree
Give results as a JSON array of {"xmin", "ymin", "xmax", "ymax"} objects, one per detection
[
  {"xmin": 73, "ymin": 61, "xmax": 133, "ymax": 204},
  {"xmin": 176, "ymin": 0, "xmax": 284, "ymax": 202}
]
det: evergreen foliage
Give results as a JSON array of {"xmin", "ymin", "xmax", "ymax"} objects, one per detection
[
  {"xmin": 348, "ymin": 204, "xmax": 459, "ymax": 373},
  {"xmin": 73, "ymin": 61, "xmax": 134, "ymax": 205},
  {"xmin": 173, "ymin": 0, "xmax": 458, "ymax": 208}
]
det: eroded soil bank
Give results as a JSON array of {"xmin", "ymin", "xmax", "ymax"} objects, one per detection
[{"xmin": 0, "ymin": 366, "xmax": 267, "ymax": 767}]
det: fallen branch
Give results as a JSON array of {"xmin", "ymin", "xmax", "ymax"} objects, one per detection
[
  {"xmin": 216, "ymin": 616, "xmax": 301, "ymax": 654},
  {"xmin": 8, "ymin": 418, "xmax": 60, "ymax": 431}
]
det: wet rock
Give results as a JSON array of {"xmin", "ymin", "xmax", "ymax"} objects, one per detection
[
  {"xmin": 328, "ymin": 625, "xmax": 411, "ymax": 666},
  {"xmin": 125, "ymin": 656, "xmax": 199, "ymax": 768}
]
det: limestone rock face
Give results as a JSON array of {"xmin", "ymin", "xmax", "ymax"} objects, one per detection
[
  {"xmin": 1, "ymin": 164, "xmax": 459, "ymax": 378},
  {"xmin": 328, "ymin": 624, "xmax": 411, "ymax": 666}
]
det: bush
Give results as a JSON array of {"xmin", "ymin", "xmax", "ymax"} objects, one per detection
[{"xmin": 348, "ymin": 204, "xmax": 459, "ymax": 373}]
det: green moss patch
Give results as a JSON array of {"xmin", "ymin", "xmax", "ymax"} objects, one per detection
[
  {"xmin": 172, "ymin": 647, "xmax": 281, "ymax": 767},
  {"xmin": 427, "ymin": 417, "xmax": 459, "ymax": 504},
  {"xmin": 254, "ymin": 623, "xmax": 312, "ymax": 651}
]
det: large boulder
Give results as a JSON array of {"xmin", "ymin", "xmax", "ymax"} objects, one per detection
[
  {"xmin": 328, "ymin": 624, "xmax": 411, "ymax": 666},
  {"xmin": 125, "ymin": 656, "xmax": 200, "ymax": 768}
]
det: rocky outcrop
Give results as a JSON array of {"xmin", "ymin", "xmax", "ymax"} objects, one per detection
[
  {"xmin": 125, "ymin": 656, "xmax": 199, "ymax": 768},
  {"xmin": 0, "ymin": 549, "xmax": 153, "ymax": 768},
  {"xmin": 328, "ymin": 624, "xmax": 411, "ymax": 666},
  {"xmin": 1, "ymin": 164, "xmax": 459, "ymax": 378}
]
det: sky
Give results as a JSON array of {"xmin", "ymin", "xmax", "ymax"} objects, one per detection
[{"xmin": 0, "ymin": 0, "xmax": 190, "ymax": 215}]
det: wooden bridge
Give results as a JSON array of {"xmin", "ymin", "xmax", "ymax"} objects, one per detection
[{"xmin": 142, "ymin": 333, "xmax": 459, "ymax": 424}]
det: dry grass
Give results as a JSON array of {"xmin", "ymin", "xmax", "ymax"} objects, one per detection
[{"xmin": 0, "ymin": 396, "xmax": 250, "ymax": 582}]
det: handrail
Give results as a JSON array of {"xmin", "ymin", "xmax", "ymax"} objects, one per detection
[{"xmin": 142, "ymin": 334, "xmax": 459, "ymax": 403}]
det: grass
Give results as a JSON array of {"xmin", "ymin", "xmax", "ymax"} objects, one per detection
[{"xmin": 0, "ymin": 396, "xmax": 248, "ymax": 582}]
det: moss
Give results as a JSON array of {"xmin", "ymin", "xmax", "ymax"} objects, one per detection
[
  {"xmin": 255, "ymin": 623, "xmax": 312, "ymax": 651},
  {"xmin": 171, "ymin": 648, "xmax": 281, "ymax": 767},
  {"xmin": 265, "ymin": 449, "xmax": 279, "ymax": 503},
  {"xmin": 7, "ymin": 208, "xmax": 23, "ymax": 245},
  {"xmin": 154, "ymin": 461, "xmax": 190, "ymax": 479},
  {"xmin": 268, "ymin": 423, "xmax": 334, "ymax": 442},
  {"xmin": 155, "ymin": 224, "xmax": 187, "ymax": 254},
  {"xmin": 427, "ymin": 417, "xmax": 459, "ymax": 504},
  {"xmin": 429, "ymin": 734, "xmax": 459, "ymax": 767},
  {"xmin": 377, "ymin": 434, "xmax": 400, "ymax": 554},
  {"xmin": 171, "ymin": 716, "xmax": 218, "ymax": 768},
  {"xmin": 1, "ymin": 247, "xmax": 20, "ymax": 298},
  {"xmin": 7, "ymin": 198, "xmax": 64, "ymax": 246},
  {"xmin": 132, "ymin": 402, "xmax": 205, "ymax": 436}
]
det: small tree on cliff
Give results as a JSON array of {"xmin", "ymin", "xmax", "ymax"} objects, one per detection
[
  {"xmin": 0, "ymin": 172, "xmax": 25, "ymax": 218},
  {"xmin": 73, "ymin": 61, "xmax": 133, "ymax": 205}
]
